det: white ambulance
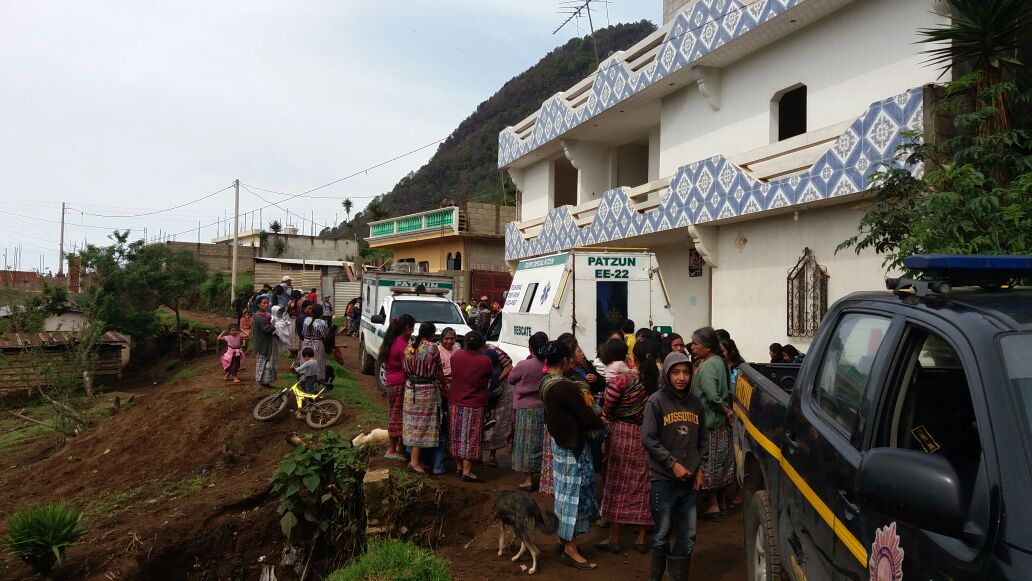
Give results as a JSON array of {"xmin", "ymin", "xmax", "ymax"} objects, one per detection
[{"xmin": 492, "ymin": 249, "xmax": 675, "ymax": 362}]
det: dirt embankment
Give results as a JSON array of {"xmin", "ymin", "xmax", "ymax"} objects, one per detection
[
  {"xmin": 1, "ymin": 333, "xmax": 746, "ymax": 580},
  {"xmin": 0, "ymin": 358, "xmax": 311, "ymax": 580}
]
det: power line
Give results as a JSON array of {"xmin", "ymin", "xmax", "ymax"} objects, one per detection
[
  {"xmin": 169, "ymin": 138, "xmax": 446, "ymax": 239},
  {"xmin": 241, "ymin": 184, "xmax": 335, "ymax": 231},
  {"xmin": 241, "ymin": 186, "xmax": 378, "ymax": 200},
  {"xmin": 0, "ymin": 209, "xmax": 140, "ymax": 232},
  {"xmin": 71, "ymin": 183, "xmax": 234, "ymax": 218}
]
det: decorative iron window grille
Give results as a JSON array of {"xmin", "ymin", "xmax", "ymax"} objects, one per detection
[{"xmin": 787, "ymin": 247, "xmax": 829, "ymax": 338}]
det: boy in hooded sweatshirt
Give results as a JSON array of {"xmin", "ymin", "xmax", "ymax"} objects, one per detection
[{"xmin": 641, "ymin": 351, "xmax": 708, "ymax": 581}]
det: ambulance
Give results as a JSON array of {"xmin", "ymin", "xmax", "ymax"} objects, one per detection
[{"xmin": 492, "ymin": 249, "xmax": 675, "ymax": 362}]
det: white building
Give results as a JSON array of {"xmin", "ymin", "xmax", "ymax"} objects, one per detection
[{"xmin": 499, "ymin": 0, "xmax": 948, "ymax": 359}]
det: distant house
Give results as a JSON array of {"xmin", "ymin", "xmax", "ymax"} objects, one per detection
[
  {"xmin": 0, "ymin": 331, "xmax": 129, "ymax": 397},
  {"xmin": 252, "ymin": 257, "xmax": 360, "ymax": 316},
  {"xmin": 0, "ymin": 304, "xmax": 86, "ymax": 332},
  {"xmin": 366, "ymin": 202, "xmax": 515, "ymax": 302}
]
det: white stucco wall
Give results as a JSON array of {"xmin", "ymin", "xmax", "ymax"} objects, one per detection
[
  {"xmin": 659, "ymin": 0, "xmax": 945, "ymax": 175},
  {"xmin": 709, "ymin": 204, "xmax": 896, "ymax": 362},
  {"xmin": 520, "ymin": 159, "xmax": 554, "ymax": 220},
  {"xmin": 653, "ymin": 243, "xmax": 711, "ymax": 339}
]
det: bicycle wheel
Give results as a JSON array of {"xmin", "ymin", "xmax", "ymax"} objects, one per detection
[
  {"xmin": 305, "ymin": 399, "xmax": 344, "ymax": 429},
  {"xmin": 253, "ymin": 392, "xmax": 288, "ymax": 421}
]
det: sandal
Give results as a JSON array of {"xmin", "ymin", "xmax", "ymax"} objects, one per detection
[
  {"xmin": 383, "ymin": 453, "xmax": 407, "ymax": 461},
  {"xmin": 488, "ymin": 458, "xmax": 498, "ymax": 468},
  {"xmin": 405, "ymin": 464, "xmax": 428, "ymax": 475},
  {"xmin": 595, "ymin": 541, "xmax": 621, "ymax": 554},
  {"xmin": 559, "ymin": 552, "xmax": 597, "ymax": 570},
  {"xmin": 634, "ymin": 543, "xmax": 649, "ymax": 554},
  {"xmin": 460, "ymin": 474, "xmax": 481, "ymax": 483},
  {"xmin": 516, "ymin": 483, "xmax": 533, "ymax": 491}
]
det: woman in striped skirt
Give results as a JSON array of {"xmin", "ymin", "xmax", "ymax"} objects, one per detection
[
  {"xmin": 446, "ymin": 331, "xmax": 494, "ymax": 482},
  {"xmin": 540, "ymin": 340, "xmax": 604, "ymax": 570},
  {"xmin": 378, "ymin": 314, "xmax": 415, "ymax": 462},
  {"xmin": 402, "ymin": 322, "xmax": 446, "ymax": 475},
  {"xmin": 597, "ymin": 339, "xmax": 659, "ymax": 555},
  {"xmin": 508, "ymin": 332, "xmax": 548, "ymax": 490}
]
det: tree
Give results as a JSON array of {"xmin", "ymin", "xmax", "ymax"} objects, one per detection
[
  {"xmin": 269, "ymin": 220, "xmax": 283, "ymax": 234},
  {"xmin": 342, "ymin": 198, "xmax": 353, "ymax": 222},
  {"xmin": 840, "ymin": 0, "xmax": 1032, "ymax": 271},
  {"xmin": 79, "ymin": 232, "xmax": 208, "ymax": 353}
]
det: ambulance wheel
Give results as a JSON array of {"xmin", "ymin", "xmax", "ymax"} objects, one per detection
[{"xmin": 745, "ymin": 490, "xmax": 783, "ymax": 581}]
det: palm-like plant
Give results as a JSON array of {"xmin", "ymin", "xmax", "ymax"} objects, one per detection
[
  {"xmin": 918, "ymin": 0, "xmax": 1032, "ymax": 132},
  {"xmin": 269, "ymin": 220, "xmax": 283, "ymax": 234},
  {"xmin": 342, "ymin": 198, "xmax": 353, "ymax": 222},
  {"xmin": 6, "ymin": 502, "xmax": 85, "ymax": 576}
]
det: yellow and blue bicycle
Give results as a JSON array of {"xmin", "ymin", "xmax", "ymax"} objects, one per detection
[{"xmin": 252, "ymin": 373, "xmax": 343, "ymax": 429}]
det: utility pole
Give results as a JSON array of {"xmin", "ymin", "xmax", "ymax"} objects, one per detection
[
  {"xmin": 231, "ymin": 179, "xmax": 240, "ymax": 302},
  {"xmin": 58, "ymin": 202, "xmax": 66, "ymax": 276}
]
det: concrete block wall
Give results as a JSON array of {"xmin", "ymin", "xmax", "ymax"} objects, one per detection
[
  {"xmin": 464, "ymin": 202, "xmax": 517, "ymax": 237},
  {"xmin": 165, "ymin": 241, "xmax": 257, "ymax": 275},
  {"xmin": 264, "ymin": 234, "xmax": 359, "ymax": 262}
]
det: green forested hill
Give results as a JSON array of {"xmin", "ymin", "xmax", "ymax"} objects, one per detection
[{"xmin": 325, "ymin": 20, "xmax": 657, "ymax": 240}]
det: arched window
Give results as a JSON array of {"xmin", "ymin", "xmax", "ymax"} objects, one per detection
[
  {"xmin": 787, "ymin": 247, "xmax": 828, "ymax": 337},
  {"xmin": 772, "ymin": 84, "xmax": 807, "ymax": 142},
  {"xmin": 454, "ymin": 251, "xmax": 462, "ymax": 270}
]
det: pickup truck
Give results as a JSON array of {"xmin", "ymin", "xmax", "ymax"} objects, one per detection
[
  {"xmin": 357, "ymin": 277, "xmax": 471, "ymax": 390},
  {"xmin": 734, "ymin": 255, "xmax": 1032, "ymax": 580}
]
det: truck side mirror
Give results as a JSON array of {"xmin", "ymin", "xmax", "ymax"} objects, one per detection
[
  {"xmin": 855, "ymin": 448, "xmax": 966, "ymax": 536},
  {"xmin": 370, "ymin": 314, "xmax": 385, "ymax": 325}
]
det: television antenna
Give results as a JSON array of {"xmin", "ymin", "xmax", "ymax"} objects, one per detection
[{"xmin": 554, "ymin": 0, "xmax": 610, "ymax": 67}]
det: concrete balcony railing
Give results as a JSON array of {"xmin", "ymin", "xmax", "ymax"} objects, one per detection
[
  {"xmin": 368, "ymin": 206, "xmax": 461, "ymax": 241},
  {"xmin": 504, "ymin": 87, "xmax": 927, "ymax": 261}
]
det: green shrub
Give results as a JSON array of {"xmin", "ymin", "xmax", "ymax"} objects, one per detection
[
  {"xmin": 327, "ymin": 539, "xmax": 451, "ymax": 581},
  {"xmin": 6, "ymin": 502, "xmax": 84, "ymax": 575},
  {"xmin": 181, "ymin": 340, "xmax": 200, "ymax": 360},
  {"xmin": 271, "ymin": 431, "xmax": 368, "ymax": 557}
]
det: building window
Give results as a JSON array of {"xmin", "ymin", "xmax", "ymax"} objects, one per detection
[
  {"xmin": 418, "ymin": 261, "xmax": 429, "ymax": 273},
  {"xmin": 554, "ymin": 157, "xmax": 578, "ymax": 208},
  {"xmin": 787, "ymin": 247, "xmax": 828, "ymax": 337},
  {"xmin": 773, "ymin": 84, "xmax": 807, "ymax": 141}
]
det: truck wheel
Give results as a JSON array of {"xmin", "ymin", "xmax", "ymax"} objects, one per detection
[
  {"xmin": 359, "ymin": 338, "xmax": 375, "ymax": 375},
  {"xmin": 376, "ymin": 361, "xmax": 387, "ymax": 393},
  {"xmin": 745, "ymin": 490, "xmax": 783, "ymax": 581}
]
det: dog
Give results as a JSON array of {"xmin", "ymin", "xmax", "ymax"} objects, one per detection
[{"xmin": 495, "ymin": 490, "xmax": 556, "ymax": 575}]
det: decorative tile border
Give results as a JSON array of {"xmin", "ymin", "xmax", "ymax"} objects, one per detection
[
  {"xmin": 504, "ymin": 87, "xmax": 924, "ymax": 260},
  {"xmin": 499, "ymin": 0, "xmax": 809, "ymax": 168}
]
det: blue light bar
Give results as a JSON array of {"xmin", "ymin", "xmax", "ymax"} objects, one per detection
[{"xmin": 904, "ymin": 254, "xmax": 1032, "ymax": 275}]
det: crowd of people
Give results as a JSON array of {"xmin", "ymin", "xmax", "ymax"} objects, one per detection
[
  {"xmin": 376, "ymin": 311, "xmax": 764, "ymax": 579},
  {"xmin": 218, "ymin": 276, "xmax": 342, "ymax": 393}
]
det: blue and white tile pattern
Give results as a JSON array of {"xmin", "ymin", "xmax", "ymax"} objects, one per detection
[
  {"xmin": 504, "ymin": 88, "xmax": 924, "ymax": 261},
  {"xmin": 499, "ymin": 0, "xmax": 810, "ymax": 168}
]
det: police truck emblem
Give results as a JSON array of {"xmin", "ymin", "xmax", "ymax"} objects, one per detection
[{"xmin": 869, "ymin": 522, "xmax": 904, "ymax": 581}]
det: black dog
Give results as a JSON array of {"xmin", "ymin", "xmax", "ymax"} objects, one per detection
[{"xmin": 494, "ymin": 490, "xmax": 556, "ymax": 575}]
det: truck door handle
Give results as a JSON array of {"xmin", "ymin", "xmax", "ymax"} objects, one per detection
[
  {"xmin": 838, "ymin": 491, "xmax": 861, "ymax": 517},
  {"xmin": 784, "ymin": 430, "xmax": 799, "ymax": 453}
]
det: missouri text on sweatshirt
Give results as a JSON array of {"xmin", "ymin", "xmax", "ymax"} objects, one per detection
[{"xmin": 641, "ymin": 352, "xmax": 709, "ymax": 483}]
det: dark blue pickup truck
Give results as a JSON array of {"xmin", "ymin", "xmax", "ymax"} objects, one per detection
[{"xmin": 733, "ymin": 255, "xmax": 1032, "ymax": 580}]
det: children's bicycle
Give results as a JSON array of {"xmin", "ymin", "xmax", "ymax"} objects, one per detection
[{"xmin": 252, "ymin": 375, "xmax": 343, "ymax": 429}]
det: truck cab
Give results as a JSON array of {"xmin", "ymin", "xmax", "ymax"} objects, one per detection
[
  {"xmin": 735, "ymin": 255, "xmax": 1032, "ymax": 580},
  {"xmin": 492, "ymin": 249, "xmax": 674, "ymax": 362},
  {"xmin": 357, "ymin": 272, "xmax": 471, "ymax": 388}
]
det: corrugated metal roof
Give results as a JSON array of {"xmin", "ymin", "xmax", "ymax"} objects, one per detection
[
  {"xmin": 253, "ymin": 257, "xmax": 354, "ymax": 268},
  {"xmin": 0, "ymin": 331, "xmax": 127, "ymax": 350}
]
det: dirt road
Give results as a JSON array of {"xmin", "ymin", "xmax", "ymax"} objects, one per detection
[{"xmin": 336, "ymin": 335, "xmax": 747, "ymax": 580}]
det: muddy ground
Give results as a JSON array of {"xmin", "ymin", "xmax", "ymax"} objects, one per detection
[{"xmin": 0, "ymin": 312, "xmax": 746, "ymax": 579}]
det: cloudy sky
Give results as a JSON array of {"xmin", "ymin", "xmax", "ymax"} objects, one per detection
[{"xmin": 0, "ymin": 0, "xmax": 658, "ymax": 273}]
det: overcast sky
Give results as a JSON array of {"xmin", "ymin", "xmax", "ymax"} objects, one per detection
[{"xmin": 0, "ymin": 0, "xmax": 658, "ymax": 273}]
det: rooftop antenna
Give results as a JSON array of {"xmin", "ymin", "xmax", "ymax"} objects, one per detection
[{"xmin": 554, "ymin": 0, "xmax": 609, "ymax": 68}]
